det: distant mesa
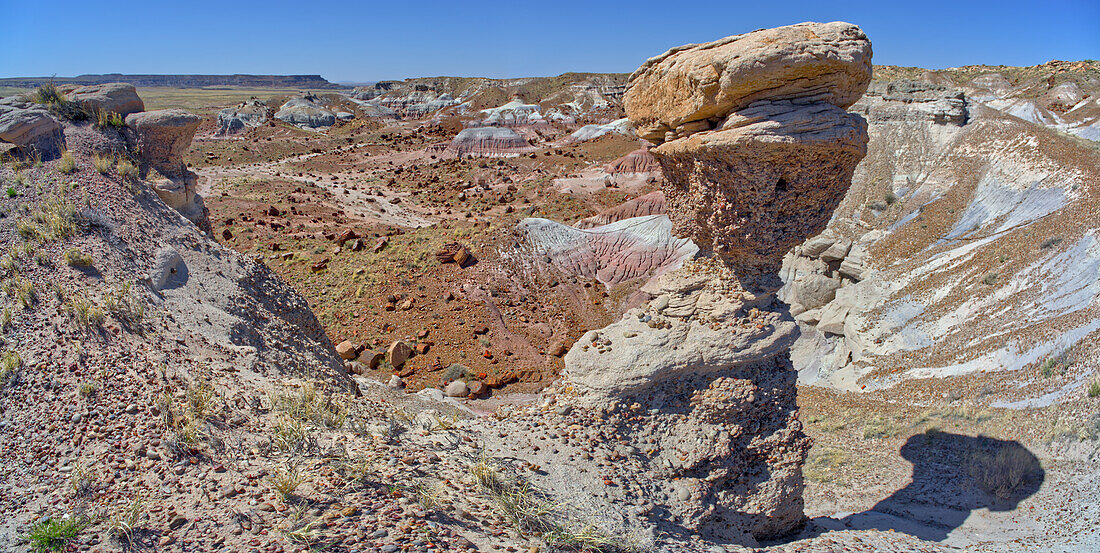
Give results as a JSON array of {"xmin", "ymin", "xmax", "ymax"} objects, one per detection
[{"xmin": 0, "ymin": 74, "xmax": 344, "ymax": 89}]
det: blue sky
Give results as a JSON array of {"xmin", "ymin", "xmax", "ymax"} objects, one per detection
[{"xmin": 1, "ymin": 0, "xmax": 1096, "ymax": 82}]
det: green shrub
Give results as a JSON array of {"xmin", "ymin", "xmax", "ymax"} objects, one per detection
[
  {"xmin": 1087, "ymin": 381, "xmax": 1100, "ymax": 398},
  {"xmin": 23, "ymin": 515, "xmax": 90, "ymax": 552},
  {"xmin": 982, "ymin": 272, "xmax": 999, "ymax": 285}
]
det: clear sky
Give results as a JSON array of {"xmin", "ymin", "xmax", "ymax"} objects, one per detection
[{"xmin": 1, "ymin": 0, "xmax": 1096, "ymax": 82}]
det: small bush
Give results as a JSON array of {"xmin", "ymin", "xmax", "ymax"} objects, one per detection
[
  {"xmin": 1040, "ymin": 237, "xmax": 1063, "ymax": 250},
  {"xmin": 982, "ymin": 272, "xmax": 999, "ymax": 285},
  {"xmin": 31, "ymin": 83, "xmax": 64, "ymax": 105},
  {"xmin": 969, "ymin": 446, "xmax": 1034, "ymax": 499},
  {"xmin": 443, "ymin": 363, "xmax": 468, "ymax": 381},
  {"xmin": 93, "ymin": 154, "xmax": 114, "ymax": 175},
  {"xmin": 64, "ymin": 248, "xmax": 93, "ymax": 268},
  {"xmin": 57, "ymin": 151, "xmax": 77, "ymax": 174},
  {"xmin": 64, "ymin": 295, "xmax": 106, "ymax": 328},
  {"xmin": 1088, "ymin": 381, "xmax": 1100, "ymax": 398},
  {"xmin": 23, "ymin": 515, "xmax": 90, "ymax": 552},
  {"xmin": 885, "ymin": 191, "xmax": 898, "ymax": 205}
]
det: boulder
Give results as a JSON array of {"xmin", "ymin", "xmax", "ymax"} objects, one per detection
[
  {"xmin": 819, "ymin": 239, "xmax": 852, "ymax": 262},
  {"xmin": 444, "ymin": 380, "xmax": 468, "ymax": 397},
  {"xmin": 147, "ymin": 247, "xmax": 185, "ymax": 291},
  {"xmin": 791, "ymin": 273, "xmax": 841, "ymax": 310},
  {"xmin": 387, "ymin": 340, "xmax": 412, "ymax": 368},
  {"xmin": 838, "ymin": 243, "xmax": 868, "ymax": 280},
  {"xmin": 335, "ymin": 340, "xmax": 360, "ymax": 360},
  {"xmin": 0, "ymin": 97, "xmax": 62, "ymax": 153},
  {"xmin": 67, "ymin": 83, "xmax": 144, "ymax": 116},
  {"xmin": 357, "ymin": 350, "xmax": 384, "ymax": 369}
]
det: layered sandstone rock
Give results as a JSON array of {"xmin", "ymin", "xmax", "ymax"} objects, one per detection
[
  {"xmin": 275, "ymin": 95, "xmax": 336, "ymax": 128},
  {"xmin": 444, "ymin": 127, "xmax": 534, "ymax": 157},
  {"xmin": 490, "ymin": 22, "xmax": 872, "ymax": 547},
  {"xmin": 605, "ymin": 147, "xmax": 661, "ymax": 174},
  {"xmin": 519, "ymin": 214, "xmax": 697, "ymax": 287},
  {"xmin": 574, "ymin": 190, "xmax": 666, "ymax": 228}
]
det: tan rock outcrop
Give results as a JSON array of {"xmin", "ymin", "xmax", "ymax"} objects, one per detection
[{"xmin": 625, "ymin": 21, "xmax": 872, "ymax": 144}]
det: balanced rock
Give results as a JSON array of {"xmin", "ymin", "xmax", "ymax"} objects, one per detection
[
  {"xmin": 626, "ymin": 21, "xmax": 872, "ymax": 143},
  {"xmin": 493, "ymin": 22, "xmax": 873, "ymax": 547},
  {"xmin": 67, "ymin": 83, "xmax": 144, "ymax": 116},
  {"xmin": 124, "ymin": 109, "xmax": 209, "ymax": 232}
]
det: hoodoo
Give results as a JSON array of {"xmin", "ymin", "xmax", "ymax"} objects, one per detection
[{"xmin": 493, "ymin": 21, "xmax": 873, "ymax": 546}]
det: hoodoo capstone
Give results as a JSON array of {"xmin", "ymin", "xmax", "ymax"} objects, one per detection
[
  {"xmin": 489, "ymin": 22, "xmax": 872, "ymax": 547},
  {"xmin": 625, "ymin": 21, "xmax": 873, "ymax": 277}
]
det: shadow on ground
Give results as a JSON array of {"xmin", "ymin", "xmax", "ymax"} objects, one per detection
[{"xmin": 794, "ymin": 430, "xmax": 1044, "ymax": 543}]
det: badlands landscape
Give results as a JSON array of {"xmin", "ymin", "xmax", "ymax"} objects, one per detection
[{"xmin": 0, "ymin": 19, "xmax": 1098, "ymax": 553}]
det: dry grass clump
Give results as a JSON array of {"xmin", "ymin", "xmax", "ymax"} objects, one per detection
[
  {"xmin": 1088, "ymin": 380, "xmax": 1100, "ymax": 398},
  {"xmin": 804, "ymin": 446, "xmax": 850, "ymax": 483},
  {"xmin": 969, "ymin": 445, "xmax": 1036, "ymax": 499},
  {"xmin": 63, "ymin": 248, "xmax": 93, "ymax": 268},
  {"xmin": 58, "ymin": 151, "xmax": 77, "ymax": 174},
  {"xmin": 31, "ymin": 82, "xmax": 88, "ymax": 122},
  {"xmin": 94, "ymin": 108, "xmax": 124, "ymax": 130},
  {"xmin": 0, "ymin": 350, "xmax": 21, "ymax": 388},
  {"xmin": 268, "ymin": 383, "xmax": 347, "ymax": 429},
  {"xmin": 93, "ymin": 154, "xmax": 114, "ymax": 175},
  {"xmin": 267, "ymin": 461, "xmax": 308, "ymax": 501},
  {"xmin": 160, "ymin": 380, "xmax": 219, "ymax": 454},
  {"xmin": 116, "ymin": 158, "xmax": 138, "ymax": 182},
  {"xmin": 108, "ymin": 495, "xmax": 148, "ymax": 545},
  {"xmin": 103, "ymin": 281, "xmax": 145, "ymax": 328}
]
